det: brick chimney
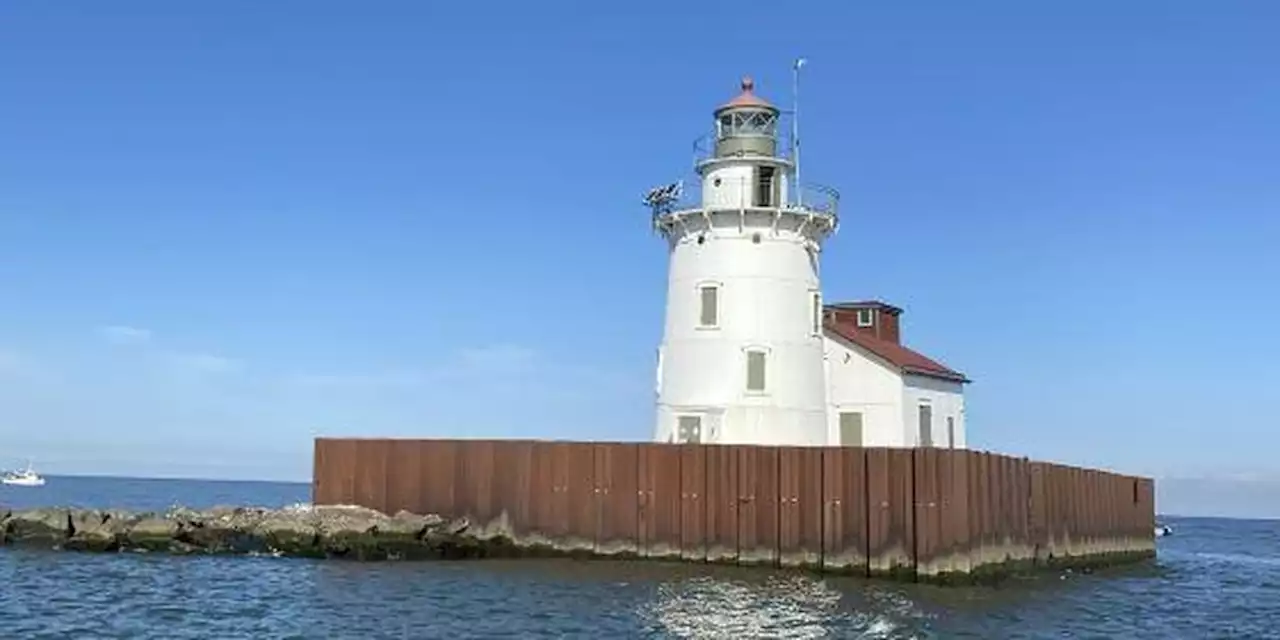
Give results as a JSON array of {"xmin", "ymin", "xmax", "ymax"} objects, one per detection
[{"xmin": 825, "ymin": 300, "xmax": 903, "ymax": 344}]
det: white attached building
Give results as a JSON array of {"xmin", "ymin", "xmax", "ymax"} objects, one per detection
[
  {"xmin": 648, "ymin": 76, "xmax": 969, "ymax": 449},
  {"xmin": 823, "ymin": 300, "xmax": 968, "ymax": 449}
]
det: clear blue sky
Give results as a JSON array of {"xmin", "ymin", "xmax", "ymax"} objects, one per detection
[{"xmin": 1, "ymin": 1, "xmax": 1276, "ymax": 487}]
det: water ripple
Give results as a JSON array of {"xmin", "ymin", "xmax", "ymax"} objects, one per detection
[{"xmin": 2, "ymin": 479, "xmax": 1277, "ymax": 638}]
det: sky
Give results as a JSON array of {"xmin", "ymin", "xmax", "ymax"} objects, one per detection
[{"xmin": 1, "ymin": 2, "xmax": 1277, "ymax": 504}]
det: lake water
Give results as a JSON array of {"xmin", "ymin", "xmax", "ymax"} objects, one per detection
[{"xmin": 2, "ymin": 475, "xmax": 1277, "ymax": 638}]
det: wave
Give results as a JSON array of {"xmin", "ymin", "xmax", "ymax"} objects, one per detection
[{"xmin": 636, "ymin": 574, "xmax": 927, "ymax": 639}]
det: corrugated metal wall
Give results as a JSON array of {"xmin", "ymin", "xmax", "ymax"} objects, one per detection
[{"xmin": 313, "ymin": 439, "xmax": 1157, "ymax": 578}]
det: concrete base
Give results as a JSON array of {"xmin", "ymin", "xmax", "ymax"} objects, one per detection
[{"xmin": 1, "ymin": 506, "xmax": 1158, "ymax": 585}]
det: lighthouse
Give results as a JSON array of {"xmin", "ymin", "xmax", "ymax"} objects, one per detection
[{"xmin": 647, "ymin": 75, "xmax": 839, "ymax": 446}]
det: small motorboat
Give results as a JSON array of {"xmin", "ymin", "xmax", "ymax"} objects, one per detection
[
  {"xmin": 1155, "ymin": 524, "xmax": 1173, "ymax": 537},
  {"xmin": 2, "ymin": 462, "xmax": 46, "ymax": 487}
]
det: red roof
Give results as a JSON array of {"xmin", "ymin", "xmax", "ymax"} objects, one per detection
[
  {"xmin": 824, "ymin": 319, "xmax": 970, "ymax": 383},
  {"xmin": 718, "ymin": 76, "xmax": 774, "ymax": 111},
  {"xmin": 827, "ymin": 300, "xmax": 903, "ymax": 316}
]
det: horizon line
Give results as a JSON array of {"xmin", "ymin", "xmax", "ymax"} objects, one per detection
[{"xmin": 28, "ymin": 472, "xmax": 310, "ymax": 485}]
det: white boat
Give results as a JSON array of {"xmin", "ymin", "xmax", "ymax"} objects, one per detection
[{"xmin": 2, "ymin": 462, "xmax": 46, "ymax": 487}]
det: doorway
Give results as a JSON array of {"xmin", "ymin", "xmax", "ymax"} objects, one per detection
[
  {"xmin": 677, "ymin": 415, "xmax": 702, "ymax": 443},
  {"xmin": 754, "ymin": 166, "xmax": 776, "ymax": 207}
]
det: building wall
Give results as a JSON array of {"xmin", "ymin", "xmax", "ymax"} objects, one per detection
[
  {"xmin": 822, "ymin": 334, "xmax": 905, "ymax": 446},
  {"xmin": 654, "ymin": 162, "xmax": 828, "ymax": 446},
  {"xmin": 902, "ymin": 374, "xmax": 967, "ymax": 448},
  {"xmin": 698, "ymin": 159, "xmax": 791, "ymax": 211},
  {"xmin": 826, "ymin": 305, "xmax": 901, "ymax": 344}
]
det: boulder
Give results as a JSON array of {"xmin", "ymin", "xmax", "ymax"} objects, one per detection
[
  {"xmin": 251, "ymin": 509, "xmax": 322, "ymax": 558},
  {"xmin": 303, "ymin": 505, "xmax": 458, "ymax": 560},
  {"xmin": 423, "ymin": 516, "xmax": 479, "ymax": 556},
  {"xmin": 5, "ymin": 508, "xmax": 71, "ymax": 545},
  {"xmin": 64, "ymin": 509, "xmax": 132, "ymax": 552},
  {"xmin": 312, "ymin": 505, "xmax": 398, "ymax": 559},
  {"xmin": 172, "ymin": 506, "xmax": 275, "ymax": 554},
  {"xmin": 125, "ymin": 515, "xmax": 182, "ymax": 552},
  {"xmin": 0, "ymin": 504, "xmax": 471, "ymax": 561},
  {"xmin": 375, "ymin": 510, "xmax": 444, "ymax": 559}
]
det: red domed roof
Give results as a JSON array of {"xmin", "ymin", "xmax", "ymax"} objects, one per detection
[{"xmin": 718, "ymin": 76, "xmax": 775, "ymax": 111}]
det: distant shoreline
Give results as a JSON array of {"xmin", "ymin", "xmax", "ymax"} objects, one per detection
[
  {"xmin": 1157, "ymin": 513, "xmax": 1280, "ymax": 522},
  {"xmin": 4, "ymin": 472, "xmax": 309, "ymax": 486}
]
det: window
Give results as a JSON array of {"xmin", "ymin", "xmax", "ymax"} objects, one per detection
[
  {"xmin": 746, "ymin": 350, "xmax": 767, "ymax": 392},
  {"xmin": 699, "ymin": 285, "xmax": 719, "ymax": 327},
  {"xmin": 677, "ymin": 415, "xmax": 702, "ymax": 443},
  {"xmin": 721, "ymin": 110, "xmax": 777, "ymax": 137},
  {"xmin": 856, "ymin": 308, "xmax": 875, "ymax": 327},
  {"xmin": 918, "ymin": 403, "xmax": 933, "ymax": 447},
  {"xmin": 839, "ymin": 412, "xmax": 864, "ymax": 446},
  {"xmin": 811, "ymin": 292, "xmax": 822, "ymax": 336},
  {"xmin": 947, "ymin": 417, "xmax": 955, "ymax": 449}
]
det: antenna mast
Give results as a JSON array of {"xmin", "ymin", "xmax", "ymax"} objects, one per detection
[
  {"xmin": 793, "ymin": 57, "xmax": 806, "ymax": 207},
  {"xmin": 643, "ymin": 180, "xmax": 684, "ymax": 218}
]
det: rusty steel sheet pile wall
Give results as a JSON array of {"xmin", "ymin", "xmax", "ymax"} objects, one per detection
[{"xmin": 313, "ymin": 438, "xmax": 1157, "ymax": 583}]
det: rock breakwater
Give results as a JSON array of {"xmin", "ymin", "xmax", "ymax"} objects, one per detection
[{"xmin": 0, "ymin": 504, "xmax": 485, "ymax": 560}]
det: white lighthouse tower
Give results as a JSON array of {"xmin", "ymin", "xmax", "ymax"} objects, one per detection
[{"xmin": 647, "ymin": 74, "xmax": 839, "ymax": 446}]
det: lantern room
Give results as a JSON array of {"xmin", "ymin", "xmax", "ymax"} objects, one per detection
[{"xmin": 713, "ymin": 76, "xmax": 780, "ymax": 159}]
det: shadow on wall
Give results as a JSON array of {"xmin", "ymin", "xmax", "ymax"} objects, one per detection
[{"xmin": 1157, "ymin": 477, "xmax": 1280, "ymax": 520}]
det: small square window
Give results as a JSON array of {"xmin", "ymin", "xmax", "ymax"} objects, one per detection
[{"xmin": 855, "ymin": 308, "xmax": 875, "ymax": 327}]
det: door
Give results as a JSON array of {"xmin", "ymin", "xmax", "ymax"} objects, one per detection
[
  {"xmin": 677, "ymin": 415, "xmax": 702, "ymax": 444},
  {"xmin": 754, "ymin": 166, "xmax": 776, "ymax": 207}
]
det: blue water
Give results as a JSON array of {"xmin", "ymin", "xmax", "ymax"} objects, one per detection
[
  {"xmin": 3, "ymin": 475, "xmax": 1278, "ymax": 639},
  {"xmin": 0, "ymin": 475, "xmax": 309, "ymax": 512}
]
